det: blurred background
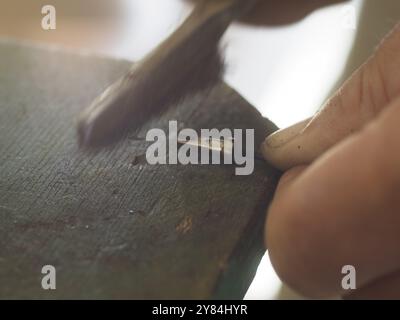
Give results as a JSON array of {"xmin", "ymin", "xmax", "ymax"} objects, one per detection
[{"xmin": 1, "ymin": 0, "xmax": 399, "ymax": 299}]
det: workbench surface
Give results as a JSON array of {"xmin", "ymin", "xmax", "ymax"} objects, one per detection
[{"xmin": 0, "ymin": 39, "xmax": 279, "ymax": 299}]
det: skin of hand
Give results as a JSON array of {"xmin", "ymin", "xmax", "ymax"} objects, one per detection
[{"xmin": 262, "ymin": 23, "xmax": 400, "ymax": 299}]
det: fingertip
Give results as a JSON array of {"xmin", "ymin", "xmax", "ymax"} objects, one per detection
[{"xmin": 262, "ymin": 118, "xmax": 311, "ymax": 170}]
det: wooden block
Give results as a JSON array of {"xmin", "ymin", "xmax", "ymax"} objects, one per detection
[{"xmin": 0, "ymin": 39, "xmax": 280, "ymax": 299}]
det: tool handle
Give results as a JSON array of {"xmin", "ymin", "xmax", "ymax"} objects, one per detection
[{"xmin": 78, "ymin": 0, "xmax": 258, "ymax": 147}]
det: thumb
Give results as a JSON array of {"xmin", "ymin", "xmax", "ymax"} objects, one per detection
[{"xmin": 262, "ymin": 23, "xmax": 400, "ymax": 171}]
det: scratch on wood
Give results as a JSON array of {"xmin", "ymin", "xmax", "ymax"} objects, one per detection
[
  {"xmin": 0, "ymin": 205, "xmax": 16, "ymax": 212},
  {"xmin": 176, "ymin": 216, "xmax": 193, "ymax": 235}
]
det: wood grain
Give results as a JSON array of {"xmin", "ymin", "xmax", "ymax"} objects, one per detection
[{"xmin": 0, "ymin": 39, "xmax": 280, "ymax": 299}]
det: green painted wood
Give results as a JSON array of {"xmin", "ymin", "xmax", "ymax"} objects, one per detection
[{"xmin": 0, "ymin": 39, "xmax": 280, "ymax": 299}]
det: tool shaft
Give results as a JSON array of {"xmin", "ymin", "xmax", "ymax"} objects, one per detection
[{"xmin": 78, "ymin": 0, "xmax": 258, "ymax": 147}]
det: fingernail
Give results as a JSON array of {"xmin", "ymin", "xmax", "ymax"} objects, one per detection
[{"xmin": 264, "ymin": 118, "xmax": 311, "ymax": 149}]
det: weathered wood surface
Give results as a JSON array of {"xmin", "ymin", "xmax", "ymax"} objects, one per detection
[{"xmin": 0, "ymin": 39, "xmax": 280, "ymax": 299}]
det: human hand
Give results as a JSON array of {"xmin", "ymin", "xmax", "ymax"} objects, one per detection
[{"xmin": 262, "ymin": 23, "xmax": 400, "ymax": 299}]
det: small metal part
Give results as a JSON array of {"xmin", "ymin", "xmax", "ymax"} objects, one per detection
[{"xmin": 178, "ymin": 137, "xmax": 233, "ymax": 153}]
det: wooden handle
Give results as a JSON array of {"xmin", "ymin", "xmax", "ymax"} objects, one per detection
[{"xmin": 78, "ymin": 0, "xmax": 258, "ymax": 147}]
